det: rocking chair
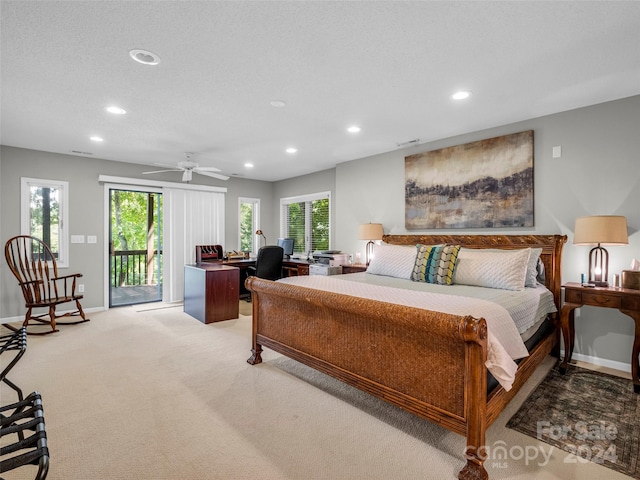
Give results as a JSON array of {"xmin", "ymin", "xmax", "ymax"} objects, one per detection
[{"xmin": 4, "ymin": 235, "xmax": 89, "ymax": 335}]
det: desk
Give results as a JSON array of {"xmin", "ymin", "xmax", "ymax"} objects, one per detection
[
  {"xmin": 197, "ymin": 258, "xmax": 366, "ymax": 299},
  {"xmin": 184, "ymin": 264, "xmax": 239, "ymax": 323},
  {"xmin": 560, "ymin": 282, "xmax": 640, "ymax": 393}
]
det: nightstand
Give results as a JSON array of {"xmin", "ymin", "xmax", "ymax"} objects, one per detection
[
  {"xmin": 560, "ymin": 282, "xmax": 640, "ymax": 393},
  {"xmin": 341, "ymin": 264, "xmax": 367, "ymax": 274}
]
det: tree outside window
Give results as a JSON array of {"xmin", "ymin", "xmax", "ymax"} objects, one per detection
[
  {"xmin": 281, "ymin": 192, "xmax": 330, "ymax": 254},
  {"xmin": 21, "ymin": 178, "xmax": 68, "ymax": 267},
  {"xmin": 239, "ymin": 198, "xmax": 260, "ymax": 253}
]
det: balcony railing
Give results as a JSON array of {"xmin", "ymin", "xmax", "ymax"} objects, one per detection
[{"xmin": 112, "ymin": 249, "xmax": 162, "ymax": 287}]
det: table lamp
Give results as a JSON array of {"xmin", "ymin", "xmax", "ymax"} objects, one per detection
[
  {"xmin": 256, "ymin": 229, "xmax": 266, "ymax": 248},
  {"xmin": 573, "ymin": 215, "xmax": 628, "ymax": 287},
  {"xmin": 358, "ymin": 223, "xmax": 383, "ymax": 266}
]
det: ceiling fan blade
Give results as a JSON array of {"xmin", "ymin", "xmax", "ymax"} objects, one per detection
[
  {"xmin": 196, "ymin": 170, "xmax": 230, "ymax": 181},
  {"xmin": 152, "ymin": 162, "xmax": 180, "ymax": 168},
  {"xmin": 143, "ymin": 169, "xmax": 182, "ymax": 174},
  {"xmin": 194, "ymin": 166, "xmax": 221, "ymax": 172}
]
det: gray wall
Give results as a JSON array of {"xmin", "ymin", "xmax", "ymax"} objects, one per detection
[
  {"xmin": 2, "ymin": 95, "xmax": 639, "ymax": 370},
  {"xmin": 0, "ymin": 146, "xmax": 273, "ymax": 316},
  {"xmin": 336, "ymin": 95, "xmax": 640, "ymax": 370}
]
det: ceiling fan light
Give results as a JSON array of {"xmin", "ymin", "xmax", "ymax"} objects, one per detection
[{"xmin": 182, "ymin": 170, "xmax": 192, "ymax": 182}]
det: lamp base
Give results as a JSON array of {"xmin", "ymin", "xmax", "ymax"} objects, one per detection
[{"xmin": 592, "ymin": 280, "xmax": 609, "ymax": 287}]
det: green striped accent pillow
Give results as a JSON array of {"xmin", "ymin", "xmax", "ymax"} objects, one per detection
[{"xmin": 411, "ymin": 244, "xmax": 461, "ymax": 285}]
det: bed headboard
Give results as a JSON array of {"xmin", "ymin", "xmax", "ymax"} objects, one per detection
[{"xmin": 382, "ymin": 234, "xmax": 567, "ymax": 310}]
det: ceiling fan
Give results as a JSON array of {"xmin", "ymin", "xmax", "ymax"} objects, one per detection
[{"xmin": 142, "ymin": 153, "xmax": 229, "ymax": 182}]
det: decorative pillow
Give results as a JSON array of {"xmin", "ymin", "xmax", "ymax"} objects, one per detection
[
  {"xmin": 453, "ymin": 247, "xmax": 531, "ymax": 291},
  {"xmin": 525, "ymin": 248, "xmax": 543, "ymax": 287},
  {"xmin": 366, "ymin": 244, "xmax": 418, "ymax": 279},
  {"xmin": 411, "ymin": 244, "xmax": 461, "ymax": 285},
  {"xmin": 536, "ymin": 257, "xmax": 546, "ymax": 285}
]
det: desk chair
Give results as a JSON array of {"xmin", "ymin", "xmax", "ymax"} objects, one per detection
[{"xmin": 246, "ymin": 246, "xmax": 284, "ymax": 301}]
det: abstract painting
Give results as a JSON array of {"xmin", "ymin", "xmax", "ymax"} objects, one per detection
[{"xmin": 405, "ymin": 130, "xmax": 534, "ymax": 229}]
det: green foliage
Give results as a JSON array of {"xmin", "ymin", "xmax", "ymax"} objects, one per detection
[
  {"xmin": 285, "ymin": 198, "xmax": 329, "ymax": 252},
  {"xmin": 311, "ymin": 198, "xmax": 329, "ymax": 251},
  {"xmin": 29, "ymin": 186, "xmax": 60, "ymax": 253},
  {"xmin": 110, "ymin": 190, "xmax": 163, "ymax": 286},
  {"xmin": 240, "ymin": 202, "xmax": 253, "ymax": 251}
]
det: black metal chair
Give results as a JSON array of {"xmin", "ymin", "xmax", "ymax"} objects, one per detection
[
  {"xmin": 0, "ymin": 391, "xmax": 50, "ymax": 480},
  {"xmin": 246, "ymin": 246, "xmax": 284, "ymax": 301},
  {"xmin": 1, "ymin": 327, "xmax": 28, "ymax": 404}
]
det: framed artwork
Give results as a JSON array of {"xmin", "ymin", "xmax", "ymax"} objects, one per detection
[{"xmin": 405, "ymin": 130, "xmax": 534, "ymax": 229}]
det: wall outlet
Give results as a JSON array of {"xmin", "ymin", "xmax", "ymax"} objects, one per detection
[{"xmin": 78, "ymin": 284, "xmax": 85, "ymax": 293}]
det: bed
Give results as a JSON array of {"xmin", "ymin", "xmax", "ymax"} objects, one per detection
[{"xmin": 246, "ymin": 234, "xmax": 567, "ymax": 479}]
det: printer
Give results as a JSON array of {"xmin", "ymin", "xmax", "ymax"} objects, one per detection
[
  {"xmin": 310, "ymin": 251, "xmax": 349, "ymax": 276},
  {"xmin": 312, "ymin": 251, "xmax": 350, "ymax": 267}
]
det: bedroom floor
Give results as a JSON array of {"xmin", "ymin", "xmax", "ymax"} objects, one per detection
[{"xmin": 1, "ymin": 303, "xmax": 633, "ymax": 480}]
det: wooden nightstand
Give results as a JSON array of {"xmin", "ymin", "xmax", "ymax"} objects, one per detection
[
  {"xmin": 560, "ymin": 282, "xmax": 640, "ymax": 393},
  {"xmin": 341, "ymin": 264, "xmax": 367, "ymax": 274}
]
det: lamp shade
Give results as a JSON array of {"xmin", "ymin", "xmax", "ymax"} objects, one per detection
[
  {"xmin": 358, "ymin": 223, "xmax": 383, "ymax": 241},
  {"xmin": 573, "ymin": 216, "xmax": 628, "ymax": 246}
]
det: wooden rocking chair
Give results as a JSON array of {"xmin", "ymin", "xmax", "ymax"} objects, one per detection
[{"xmin": 4, "ymin": 235, "xmax": 89, "ymax": 335}]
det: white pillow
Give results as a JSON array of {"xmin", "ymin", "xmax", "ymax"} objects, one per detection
[
  {"xmin": 366, "ymin": 244, "xmax": 418, "ymax": 279},
  {"xmin": 453, "ymin": 247, "xmax": 531, "ymax": 291}
]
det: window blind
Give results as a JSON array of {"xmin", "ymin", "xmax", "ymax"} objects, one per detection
[{"xmin": 280, "ymin": 191, "xmax": 330, "ymax": 254}]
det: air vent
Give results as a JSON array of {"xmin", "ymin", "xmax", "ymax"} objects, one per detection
[
  {"xmin": 396, "ymin": 139, "xmax": 420, "ymax": 148},
  {"xmin": 71, "ymin": 150, "xmax": 93, "ymax": 155}
]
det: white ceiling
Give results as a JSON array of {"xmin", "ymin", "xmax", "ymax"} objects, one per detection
[{"xmin": 2, "ymin": 1, "xmax": 639, "ymax": 182}]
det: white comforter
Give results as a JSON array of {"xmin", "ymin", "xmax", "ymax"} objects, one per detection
[{"xmin": 278, "ymin": 274, "xmax": 534, "ymax": 391}]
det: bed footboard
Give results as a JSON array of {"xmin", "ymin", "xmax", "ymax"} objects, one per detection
[{"xmin": 246, "ymin": 276, "xmax": 490, "ymax": 480}]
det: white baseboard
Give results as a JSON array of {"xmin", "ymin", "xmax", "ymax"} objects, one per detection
[
  {"xmin": 559, "ymin": 349, "xmax": 632, "ymax": 373},
  {"xmin": 0, "ymin": 306, "xmax": 106, "ymax": 325}
]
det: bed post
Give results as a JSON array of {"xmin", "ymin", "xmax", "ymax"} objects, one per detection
[
  {"xmin": 458, "ymin": 316, "xmax": 489, "ymax": 480},
  {"xmin": 246, "ymin": 277, "xmax": 263, "ymax": 365}
]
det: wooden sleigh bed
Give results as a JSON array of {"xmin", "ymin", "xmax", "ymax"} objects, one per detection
[{"xmin": 246, "ymin": 234, "xmax": 567, "ymax": 479}]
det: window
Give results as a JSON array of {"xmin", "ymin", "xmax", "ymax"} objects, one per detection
[
  {"xmin": 280, "ymin": 191, "xmax": 330, "ymax": 254},
  {"xmin": 21, "ymin": 177, "xmax": 69, "ymax": 267},
  {"xmin": 239, "ymin": 197, "xmax": 260, "ymax": 253}
]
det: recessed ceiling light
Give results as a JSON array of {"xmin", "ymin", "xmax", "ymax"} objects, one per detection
[
  {"xmin": 270, "ymin": 100, "xmax": 287, "ymax": 108},
  {"xmin": 451, "ymin": 90, "xmax": 471, "ymax": 100},
  {"xmin": 129, "ymin": 49, "xmax": 161, "ymax": 65},
  {"xmin": 286, "ymin": 147, "xmax": 297, "ymax": 154},
  {"xmin": 105, "ymin": 106, "xmax": 126, "ymax": 115},
  {"xmin": 347, "ymin": 125, "xmax": 361, "ymax": 133},
  {"xmin": 90, "ymin": 136, "xmax": 104, "ymax": 142},
  {"xmin": 244, "ymin": 162, "xmax": 254, "ymax": 168}
]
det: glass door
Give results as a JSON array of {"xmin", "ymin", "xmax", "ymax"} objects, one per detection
[{"xmin": 109, "ymin": 188, "xmax": 163, "ymax": 307}]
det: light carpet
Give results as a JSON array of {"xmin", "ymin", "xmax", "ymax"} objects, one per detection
[{"xmin": 0, "ymin": 305, "xmax": 632, "ymax": 479}]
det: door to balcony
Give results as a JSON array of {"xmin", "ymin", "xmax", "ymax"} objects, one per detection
[{"xmin": 109, "ymin": 188, "xmax": 163, "ymax": 307}]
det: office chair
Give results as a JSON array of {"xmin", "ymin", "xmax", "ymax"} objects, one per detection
[{"xmin": 246, "ymin": 246, "xmax": 284, "ymax": 301}]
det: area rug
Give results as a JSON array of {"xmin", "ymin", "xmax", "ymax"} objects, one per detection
[{"xmin": 507, "ymin": 364, "xmax": 640, "ymax": 478}]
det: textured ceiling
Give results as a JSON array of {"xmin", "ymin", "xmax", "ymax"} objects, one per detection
[{"xmin": 2, "ymin": 1, "xmax": 639, "ymax": 182}]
